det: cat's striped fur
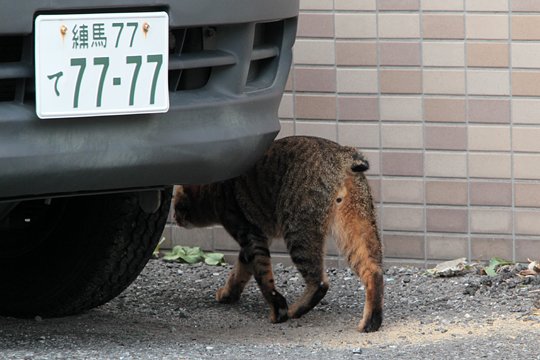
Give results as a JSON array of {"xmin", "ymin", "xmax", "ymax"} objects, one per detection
[{"xmin": 174, "ymin": 136, "xmax": 383, "ymax": 332}]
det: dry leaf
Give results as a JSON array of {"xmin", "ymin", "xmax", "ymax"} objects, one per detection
[
  {"xmin": 518, "ymin": 258, "xmax": 540, "ymax": 277},
  {"xmin": 428, "ymin": 258, "xmax": 469, "ymax": 277}
]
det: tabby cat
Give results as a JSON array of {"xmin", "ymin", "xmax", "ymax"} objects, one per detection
[{"xmin": 173, "ymin": 136, "xmax": 383, "ymax": 332}]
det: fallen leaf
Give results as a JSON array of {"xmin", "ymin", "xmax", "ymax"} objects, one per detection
[
  {"xmin": 484, "ymin": 257, "xmax": 514, "ymax": 277},
  {"xmin": 427, "ymin": 258, "xmax": 469, "ymax": 277},
  {"xmin": 519, "ymin": 258, "xmax": 540, "ymax": 277}
]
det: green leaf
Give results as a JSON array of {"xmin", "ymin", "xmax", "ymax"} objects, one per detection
[
  {"xmin": 168, "ymin": 246, "xmax": 185, "ymax": 256},
  {"xmin": 204, "ymin": 252, "xmax": 225, "ymax": 266},
  {"xmin": 163, "ymin": 253, "xmax": 182, "ymax": 261},
  {"xmin": 162, "ymin": 246, "xmax": 226, "ymax": 266},
  {"xmin": 185, "ymin": 246, "xmax": 204, "ymax": 257},
  {"xmin": 162, "ymin": 245, "xmax": 186, "ymax": 261},
  {"xmin": 484, "ymin": 266, "xmax": 497, "ymax": 277},
  {"xmin": 484, "ymin": 257, "xmax": 514, "ymax": 277},
  {"xmin": 180, "ymin": 254, "xmax": 202, "ymax": 264}
]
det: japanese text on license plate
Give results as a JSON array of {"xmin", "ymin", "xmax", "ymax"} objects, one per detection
[{"xmin": 35, "ymin": 12, "xmax": 169, "ymax": 119}]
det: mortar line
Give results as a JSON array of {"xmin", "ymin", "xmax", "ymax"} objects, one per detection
[{"xmin": 464, "ymin": 0, "xmax": 472, "ymax": 262}]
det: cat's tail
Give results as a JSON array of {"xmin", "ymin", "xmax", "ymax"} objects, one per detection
[{"xmin": 351, "ymin": 151, "xmax": 369, "ymax": 172}]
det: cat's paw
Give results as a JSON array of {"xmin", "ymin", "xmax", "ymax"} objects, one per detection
[
  {"xmin": 270, "ymin": 307, "xmax": 289, "ymax": 324},
  {"xmin": 269, "ymin": 291, "xmax": 289, "ymax": 323},
  {"xmin": 357, "ymin": 309, "xmax": 383, "ymax": 333},
  {"xmin": 215, "ymin": 287, "xmax": 240, "ymax": 304}
]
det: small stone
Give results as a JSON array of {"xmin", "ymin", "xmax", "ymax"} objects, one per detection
[{"xmin": 34, "ymin": 316, "xmax": 43, "ymax": 322}]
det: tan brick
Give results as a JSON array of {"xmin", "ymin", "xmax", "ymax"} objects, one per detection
[
  {"xmin": 382, "ymin": 206, "xmax": 425, "ymax": 232},
  {"xmin": 424, "ymin": 70, "xmax": 465, "ymax": 95},
  {"xmin": 427, "ymin": 235, "xmax": 468, "ymax": 260},
  {"xmin": 337, "ymin": 69, "xmax": 378, "ymax": 94},
  {"xmin": 426, "ymin": 180, "xmax": 468, "ymax": 206},
  {"xmin": 379, "ymin": 0, "xmax": 420, "ymax": 11},
  {"xmin": 380, "ymin": 70, "xmax": 422, "ymax": 94},
  {"xmin": 423, "ymin": 14, "xmax": 464, "ymax": 39},
  {"xmin": 335, "ymin": 13, "xmax": 377, "ymax": 39},
  {"xmin": 469, "ymin": 153, "xmax": 512, "ymax": 179},
  {"xmin": 295, "ymin": 121, "xmax": 337, "ymax": 141},
  {"xmin": 467, "ymin": 42, "xmax": 509, "ymax": 68},
  {"xmin": 384, "ymin": 233, "xmax": 425, "ymax": 259},
  {"xmin": 382, "ymin": 179, "xmax": 424, "ymax": 204},
  {"xmin": 471, "ymin": 237, "xmax": 513, "ymax": 261},
  {"xmin": 467, "ymin": 15, "xmax": 509, "ymax": 40},
  {"xmin": 380, "ymin": 96, "xmax": 423, "ymax": 121},
  {"xmin": 468, "ymin": 126, "xmax": 511, "ymax": 151},
  {"xmin": 424, "ymin": 97, "xmax": 466, "ymax": 123},
  {"xmin": 470, "ymin": 209, "xmax": 512, "ymax": 234},
  {"xmin": 379, "ymin": 14, "xmax": 420, "ymax": 39},
  {"xmin": 425, "ymin": 152, "xmax": 467, "ymax": 178},
  {"xmin": 381, "ymin": 124, "xmax": 423, "ymax": 149},
  {"xmin": 512, "ymin": 15, "xmax": 540, "ymax": 40}
]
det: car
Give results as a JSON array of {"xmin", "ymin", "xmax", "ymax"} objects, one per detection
[{"xmin": 0, "ymin": 0, "xmax": 298, "ymax": 318}]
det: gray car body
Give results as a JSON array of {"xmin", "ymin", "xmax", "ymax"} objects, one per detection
[{"xmin": 0, "ymin": 0, "xmax": 298, "ymax": 201}]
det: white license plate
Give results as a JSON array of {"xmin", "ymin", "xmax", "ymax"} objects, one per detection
[{"xmin": 35, "ymin": 12, "xmax": 169, "ymax": 119}]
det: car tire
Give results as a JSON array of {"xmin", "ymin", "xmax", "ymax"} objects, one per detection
[{"xmin": 0, "ymin": 187, "xmax": 172, "ymax": 318}]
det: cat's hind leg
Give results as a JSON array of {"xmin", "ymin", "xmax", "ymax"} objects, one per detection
[
  {"xmin": 216, "ymin": 256, "xmax": 252, "ymax": 304},
  {"xmin": 285, "ymin": 230, "xmax": 330, "ymax": 319},
  {"xmin": 333, "ymin": 175, "xmax": 384, "ymax": 333}
]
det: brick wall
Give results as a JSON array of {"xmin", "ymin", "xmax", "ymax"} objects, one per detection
[{"xmin": 163, "ymin": 0, "xmax": 540, "ymax": 267}]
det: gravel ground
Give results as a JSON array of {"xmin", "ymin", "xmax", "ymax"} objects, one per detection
[{"xmin": 1, "ymin": 258, "xmax": 539, "ymax": 359}]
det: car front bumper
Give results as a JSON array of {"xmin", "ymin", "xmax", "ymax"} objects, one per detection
[{"xmin": 0, "ymin": 0, "xmax": 298, "ymax": 200}]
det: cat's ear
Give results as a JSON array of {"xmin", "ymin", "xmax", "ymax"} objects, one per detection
[
  {"xmin": 352, "ymin": 152, "xmax": 369, "ymax": 172},
  {"xmin": 173, "ymin": 185, "xmax": 192, "ymax": 227},
  {"xmin": 174, "ymin": 185, "xmax": 185, "ymax": 198}
]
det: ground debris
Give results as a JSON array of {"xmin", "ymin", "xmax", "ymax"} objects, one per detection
[
  {"xmin": 427, "ymin": 258, "xmax": 471, "ymax": 277},
  {"xmin": 518, "ymin": 259, "xmax": 540, "ymax": 278}
]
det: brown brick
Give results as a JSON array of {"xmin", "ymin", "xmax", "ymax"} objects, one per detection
[
  {"xmin": 470, "ymin": 182, "xmax": 512, "ymax": 206},
  {"xmin": 427, "ymin": 208, "xmax": 468, "ymax": 233},
  {"xmin": 471, "ymin": 237, "xmax": 513, "ymax": 261},
  {"xmin": 297, "ymin": 13, "xmax": 334, "ymax": 38},
  {"xmin": 423, "ymin": 14, "xmax": 465, "ymax": 39},
  {"xmin": 382, "ymin": 151, "xmax": 424, "ymax": 176},
  {"xmin": 380, "ymin": 70, "xmax": 422, "ymax": 94},
  {"xmin": 425, "ymin": 125, "xmax": 467, "ymax": 151},
  {"xmin": 468, "ymin": 99, "xmax": 510, "ymax": 124}
]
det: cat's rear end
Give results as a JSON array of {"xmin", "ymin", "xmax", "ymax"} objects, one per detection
[
  {"xmin": 269, "ymin": 137, "xmax": 383, "ymax": 332},
  {"xmin": 174, "ymin": 136, "xmax": 384, "ymax": 332},
  {"xmin": 330, "ymin": 158, "xmax": 383, "ymax": 332}
]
